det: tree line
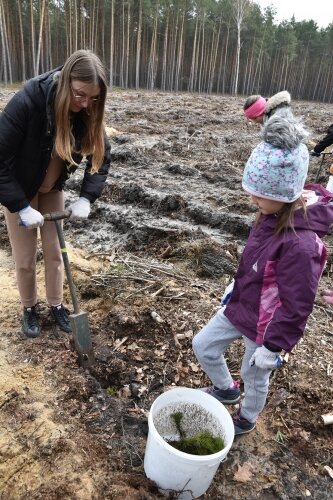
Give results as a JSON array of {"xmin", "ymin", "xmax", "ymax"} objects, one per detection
[{"xmin": 1, "ymin": 0, "xmax": 332, "ymax": 102}]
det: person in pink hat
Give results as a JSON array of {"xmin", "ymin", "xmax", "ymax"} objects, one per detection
[{"xmin": 243, "ymin": 91, "xmax": 291, "ymax": 124}]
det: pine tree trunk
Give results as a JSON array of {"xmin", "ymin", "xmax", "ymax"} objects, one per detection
[
  {"xmin": 135, "ymin": 0, "xmax": 142, "ymax": 89},
  {"xmin": 175, "ymin": 7, "xmax": 185, "ymax": 92},
  {"xmin": 161, "ymin": 7, "xmax": 169, "ymax": 91},
  {"xmin": 125, "ymin": 0, "xmax": 130, "ymax": 88},
  {"xmin": 35, "ymin": 0, "xmax": 46, "ymax": 75},
  {"xmin": 17, "ymin": 0, "xmax": 26, "ymax": 81},
  {"xmin": 188, "ymin": 14, "xmax": 199, "ymax": 92},
  {"xmin": 30, "ymin": 0, "xmax": 36, "ymax": 76},
  {"xmin": 109, "ymin": 0, "xmax": 114, "ymax": 87},
  {"xmin": 0, "ymin": 2, "xmax": 8, "ymax": 83}
]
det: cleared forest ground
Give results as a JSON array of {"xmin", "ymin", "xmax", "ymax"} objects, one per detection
[{"xmin": 0, "ymin": 89, "xmax": 332, "ymax": 499}]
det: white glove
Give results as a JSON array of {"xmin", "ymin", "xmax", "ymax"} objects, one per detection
[
  {"xmin": 249, "ymin": 346, "xmax": 282, "ymax": 370},
  {"xmin": 19, "ymin": 206, "xmax": 44, "ymax": 229},
  {"xmin": 68, "ymin": 197, "xmax": 91, "ymax": 219}
]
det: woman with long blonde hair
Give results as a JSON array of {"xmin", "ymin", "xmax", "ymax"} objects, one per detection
[{"xmin": 0, "ymin": 50, "xmax": 111, "ymax": 337}]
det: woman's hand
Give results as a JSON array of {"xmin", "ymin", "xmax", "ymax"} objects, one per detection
[
  {"xmin": 19, "ymin": 206, "xmax": 44, "ymax": 228},
  {"xmin": 68, "ymin": 197, "xmax": 91, "ymax": 219}
]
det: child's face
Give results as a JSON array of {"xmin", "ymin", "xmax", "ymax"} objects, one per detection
[
  {"xmin": 249, "ymin": 115, "xmax": 264, "ymax": 124},
  {"xmin": 250, "ymin": 195, "xmax": 284, "ymax": 215}
]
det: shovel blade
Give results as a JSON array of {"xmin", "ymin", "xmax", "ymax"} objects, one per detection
[{"xmin": 69, "ymin": 311, "xmax": 95, "ymax": 369}]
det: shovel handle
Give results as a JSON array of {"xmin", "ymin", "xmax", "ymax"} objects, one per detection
[{"xmin": 43, "ymin": 210, "xmax": 71, "ymax": 221}]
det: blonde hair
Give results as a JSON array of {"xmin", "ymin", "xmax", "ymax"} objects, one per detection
[
  {"xmin": 275, "ymin": 197, "xmax": 307, "ymax": 235},
  {"xmin": 54, "ymin": 50, "xmax": 107, "ymax": 173}
]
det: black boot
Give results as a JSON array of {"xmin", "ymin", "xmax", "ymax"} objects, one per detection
[
  {"xmin": 50, "ymin": 304, "xmax": 72, "ymax": 333},
  {"xmin": 22, "ymin": 306, "xmax": 40, "ymax": 338}
]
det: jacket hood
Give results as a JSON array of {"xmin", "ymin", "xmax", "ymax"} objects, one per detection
[
  {"xmin": 259, "ymin": 184, "xmax": 333, "ymax": 238},
  {"xmin": 265, "ymin": 90, "xmax": 291, "ymax": 116},
  {"xmin": 23, "ymin": 67, "xmax": 60, "ymax": 99},
  {"xmin": 298, "ymin": 183, "xmax": 333, "ymax": 238},
  {"xmin": 23, "ymin": 67, "xmax": 62, "ymax": 135},
  {"xmin": 262, "ymin": 109, "xmax": 310, "ymax": 150}
]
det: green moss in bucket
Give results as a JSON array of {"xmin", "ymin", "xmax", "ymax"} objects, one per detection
[
  {"xmin": 171, "ymin": 411, "xmax": 185, "ymax": 438},
  {"xmin": 169, "ymin": 431, "xmax": 224, "ymax": 455},
  {"xmin": 169, "ymin": 412, "xmax": 224, "ymax": 455}
]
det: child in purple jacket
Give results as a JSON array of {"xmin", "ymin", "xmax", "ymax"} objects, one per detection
[{"xmin": 193, "ymin": 114, "xmax": 333, "ymax": 436}]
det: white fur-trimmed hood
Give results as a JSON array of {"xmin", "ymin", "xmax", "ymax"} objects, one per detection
[{"xmin": 265, "ymin": 91, "xmax": 291, "ymax": 115}]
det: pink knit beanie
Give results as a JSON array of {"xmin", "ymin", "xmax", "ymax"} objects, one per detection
[{"xmin": 244, "ymin": 97, "xmax": 266, "ymax": 120}]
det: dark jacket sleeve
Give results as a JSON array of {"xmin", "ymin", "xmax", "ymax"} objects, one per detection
[
  {"xmin": 0, "ymin": 92, "xmax": 31, "ymax": 211},
  {"xmin": 313, "ymin": 123, "xmax": 333, "ymax": 154},
  {"xmin": 262, "ymin": 238, "xmax": 325, "ymax": 351},
  {"xmin": 80, "ymin": 132, "xmax": 111, "ymax": 202}
]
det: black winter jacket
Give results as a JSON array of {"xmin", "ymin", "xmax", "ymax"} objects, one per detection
[
  {"xmin": 0, "ymin": 68, "xmax": 111, "ymax": 213},
  {"xmin": 313, "ymin": 123, "xmax": 333, "ymax": 154}
]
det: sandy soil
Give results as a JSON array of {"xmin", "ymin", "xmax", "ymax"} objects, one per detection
[{"xmin": 0, "ymin": 89, "xmax": 332, "ymax": 499}]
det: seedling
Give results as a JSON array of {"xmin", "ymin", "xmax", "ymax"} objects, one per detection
[
  {"xmin": 106, "ymin": 386, "xmax": 118, "ymax": 396},
  {"xmin": 275, "ymin": 431, "xmax": 288, "ymax": 445}
]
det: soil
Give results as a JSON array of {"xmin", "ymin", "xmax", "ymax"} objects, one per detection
[{"xmin": 0, "ymin": 89, "xmax": 332, "ymax": 500}]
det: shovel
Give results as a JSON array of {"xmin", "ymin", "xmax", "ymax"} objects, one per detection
[{"xmin": 43, "ymin": 210, "xmax": 95, "ymax": 369}]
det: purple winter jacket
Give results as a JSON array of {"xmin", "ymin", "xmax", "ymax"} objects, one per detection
[{"xmin": 224, "ymin": 184, "xmax": 333, "ymax": 352}]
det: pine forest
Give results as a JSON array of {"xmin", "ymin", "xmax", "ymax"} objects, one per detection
[{"xmin": 0, "ymin": 0, "xmax": 332, "ymax": 102}]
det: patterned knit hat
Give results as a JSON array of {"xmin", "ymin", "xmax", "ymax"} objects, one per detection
[{"xmin": 242, "ymin": 141, "xmax": 309, "ymax": 202}]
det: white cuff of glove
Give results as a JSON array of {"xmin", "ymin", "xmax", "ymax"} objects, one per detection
[
  {"xmin": 249, "ymin": 345, "xmax": 281, "ymax": 370},
  {"xmin": 19, "ymin": 205, "xmax": 44, "ymax": 229},
  {"xmin": 221, "ymin": 279, "xmax": 235, "ymax": 305},
  {"xmin": 68, "ymin": 197, "xmax": 91, "ymax": 219}
]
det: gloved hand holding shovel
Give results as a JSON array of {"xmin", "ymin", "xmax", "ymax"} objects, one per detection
[
  {"xmin": 43, "ymin": 210, "xmax": 95, "ymax": 369},
  {"xmin": 68, "ymin": 197, "xmax": 91, "ymax": 219}
]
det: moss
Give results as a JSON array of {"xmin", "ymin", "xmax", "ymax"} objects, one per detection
[
  {"xmin": 169, "ymin": 412, "xmax": 224, "ymax": 455},
  {"xmin": 106, "ymin": 386, "xmax": 118, "ymax": 396},
  {"xmin": 168, "ymin": 431, "xmax": 224, "ymax": 455}
]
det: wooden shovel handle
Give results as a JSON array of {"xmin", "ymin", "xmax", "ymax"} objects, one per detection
[{"xmin": 43, "ymin": 210, "xmax": 71, "ymax": 221}]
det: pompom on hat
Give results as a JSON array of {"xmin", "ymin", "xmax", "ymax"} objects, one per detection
[{"xmin": 242, "ymin": 141, "xmax": 309, "ymax": 203}]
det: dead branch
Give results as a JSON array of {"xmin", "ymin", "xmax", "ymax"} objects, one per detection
[
  {"xmin": 151, "ymin": 285, "xmax": 165, "ymax": 297},
  {"xmin": 125, "ymin": 282, "xmax": 156, "ymax": 299}
]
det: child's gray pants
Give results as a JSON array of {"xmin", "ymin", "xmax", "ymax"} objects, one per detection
[{"xmin": 192, "ymin": 307, "xmax": 272, "ymax": 423}]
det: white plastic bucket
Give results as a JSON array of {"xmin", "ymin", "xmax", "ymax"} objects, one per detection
[{"xmin": 144, "ymin": 387, "xmax": 235, "ymax": 499}]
